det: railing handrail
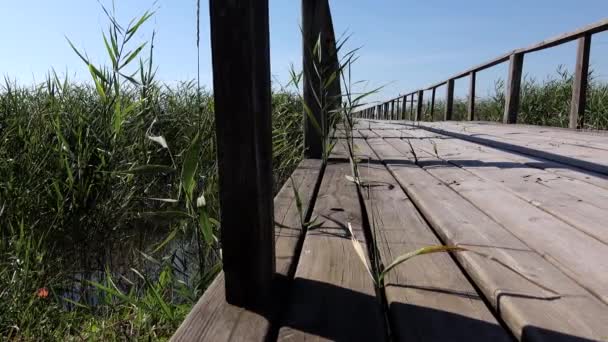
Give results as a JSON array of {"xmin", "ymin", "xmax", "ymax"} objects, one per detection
[{"xmin": 356, "ymin": 17, "xmax": 607, "ymax": 128}]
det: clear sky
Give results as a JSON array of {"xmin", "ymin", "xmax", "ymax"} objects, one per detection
[{"xmin": 1, "ymin": 1, "xmax": 608, "ymax": 102}]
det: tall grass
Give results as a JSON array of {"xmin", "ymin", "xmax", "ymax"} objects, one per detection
[
  {"xmin": 0, "ymin": 5, "xmax": 304, "ymax": 340},
  {"xmin": 422, "ymin": 66, "xmax": 608, "ymax": 129}
]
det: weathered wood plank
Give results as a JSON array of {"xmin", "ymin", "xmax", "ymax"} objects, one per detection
[
  {"xmin": 277, "ymin": 161, "xmax": 386, "ymax": 341},
  {"xmin": 209, "ymin": 0, "xmax": 274, "ymax": 305},
  {"xmin": 400, "ymin": 128, "xmax": 608, "ymax": 244},
  {"xmin": 386, "ymin": 137, "xmax": 608, "ymax": 305},
  {"xmin": 417, "ymin": 121, "xmax": 608, "ymax": 175},
  {"xmin": 366, "ymin": 136, "xmax": 608, "ymax": 341},
  {"xmin": 358, "ymin": 142, "xmax": 510, "ymax": 341},
  {"xmin": 172, "ymin": 159, "xmax": 323, "ymax": 341}
]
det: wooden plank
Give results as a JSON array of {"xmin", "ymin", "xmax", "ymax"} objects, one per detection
[
  {"xmin": 209, "ymin": 0, "xmax": 274, "ymax": 306},
  {"xmin": 503, "ymin": 53, "xmax": 524, "ymax": 124},
  {"xmin": 417, "ymin": 122, "xmax": 608, "ymax": 175},
  {"xmin": 358, "ymin": 143, "xmax": 510, "ymax": 341},
  {"xmin": 445, "ymin": 79, "xmax": 454, "ymax": 121},
  {"xmin": 172, "ymin": 160, "xmax": 323, "ymax": 341},
  {"xmin": 570, "ymin": 33, "xmax": 592, "ymax": 129},
  {"xmin": 400, "ymin": 128, "xmax": 608, "ymax": 244},
  {"xmin": 428, "ymin": 121, "xmax": 608, "ymax": 151},
  {"xmin": 468, "ymin": 71, "xmax": 476, "ymax": 121},
  {"xmin": 413, "ymin": 121, "xmax": 608, "ymax": 191},
  {"xmin": 386, "ymin": 137, "xmax": 608, "ymax": 305},
  {"xmin": 277, "ymin": 161, "xmax": 386, "ymax": 341},
  {"xmin": 400, "ymin": 126, "xmax": 608, "ymax": 206},
  {"xmin": 366, "ymin": 137, "xmax": 608, "ymax": 341}
]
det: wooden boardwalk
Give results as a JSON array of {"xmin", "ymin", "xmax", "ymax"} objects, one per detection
[{"xmin": 173, "ymin": 120, "xmax": 608, "ymax": 341}]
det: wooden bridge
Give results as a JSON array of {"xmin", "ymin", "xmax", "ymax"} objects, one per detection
[{"xmin": 172, "ymin": 1, "xmax": 608, "ymax": 341}]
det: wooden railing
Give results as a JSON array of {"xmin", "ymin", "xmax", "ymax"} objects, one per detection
[
  {"xmin": 207, "ymin": 0, "xmax": 339, "ymax": 308},
  {"xmin": 355, "ymin": 18, "xmax": 608, "ymax": 129}
]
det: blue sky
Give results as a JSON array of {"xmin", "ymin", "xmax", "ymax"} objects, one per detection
[{"xmin": 1, "ymin": 0, "xmax": 608, "ymax": 102}]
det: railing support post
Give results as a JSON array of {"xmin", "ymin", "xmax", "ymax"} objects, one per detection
[
  {"xmin": 468, "ymin": 71, "xmax": 476, "ymax": 121},
  {"xmin": 430, "ymin": 87, "xmax": 436, "ymax": 121},
  {"xmin": 209, "ymin": 0, "xmax": 274, "ymax": 307},
  {"xmin": 570, "ymin": 33, "xmax": 591, "ymax": 129},
  {"xmin": 445, "ymin": 79, "xmax": 454, "ymax": 120},
  {"xmin": 503, "ymin": 52, "xmax": 524, "ymax": 124},
  {"xmin": 409, "ymin": 94, "xmax": 414, "ymax": 120},
  {"xmin": 416, "ymin": 90, "xmax": 424, "ymax": 121},
  {"xmin": 401, "ymin": 95, "xmax": 407, "ymax": 120},
  {"xmin": 302, "ymin": 0, "xmax": 340, "ymax": 158}
]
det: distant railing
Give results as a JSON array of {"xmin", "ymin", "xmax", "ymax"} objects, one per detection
[{"xmin": 355, "ymin": 18, "xmax": 608, "ymax": 129}]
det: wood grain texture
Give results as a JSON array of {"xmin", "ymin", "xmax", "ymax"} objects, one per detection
[
  {"xmin": 445, "ymin": 79, "xmax": 454, "ymax": 121},
  {"xmin": 387, "ymin": 137, "xmax": 608, "ymax": 305},
  {"xmin": 209, "ymin": 0, "xmax": 274, "ymax": 306},
  {"xmin": 400, "ymin": 128, "xmax": 608, "ymax": 243},
  {"xmin": 363, "ymin": 133, "xmax": 608, "ymax": 341},
  {"xmin": 277, "ymin": 161, "xmax": 387, "ymax": 341},
  {"xmin": 416, "ymin": 90, "xmax": 424, "ymax": 122},
  {"xmin": 570, "ymin": 34, "xmax": 592, "ymax": 129},
  {"xmin": 503, "ymin": 53, "xmax": 524, "ymax": 124},
  {"xmin": 416, "ymin": 121, "xmax": 608, "ymax": 175},
  {"xmin": 358, "ymin": 141, "xmax": 510, "ymax": 342},
  {"xmin": 171, "ymin": 159, "xmax": 323, "ymax": 342}
]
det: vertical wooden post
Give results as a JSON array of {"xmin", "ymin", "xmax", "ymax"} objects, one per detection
[
  {"xmin": 385, "ymin": 102, "xmax": 389, "ymax": 120},
  {"xmin": 468, "ymin": 71, "xmax": 476, "ymax": 121},
  {"xmin": 445, "ymin": 79, "xmax": 454, "ymax": 121},
  {"xmin": 503, "ymin": 52, "xmax": 524, "ymax": 124},
  {"xmin": 209, "ymin": 0, "xmax": 274, "ymax": 307},
  {"xmin": 409, "ymin": 94, "xmax": 414, "ymax": 120},
  {"xmin": 416, "ymin": 90, "xmax": 424, "ymax": 121},
  {"xmin": 391, "ymin": 99, "xmax": 396, "ymax": 120},
  {"xmin": 376, "ymin": 104, "xmax": 381, "ymax": 119},
  {"xmin": 401, "ymin": 95, "xmax": 406, "ymax": 119},
  {"xmin": 430, "ymin": 87, "xmax": 436, "ymax": 122},
  {"xmin": 570, "ymin": 33, "xmax": 591, "ymax": 129},
  {"xmin": 302, "ymin": 0, "xmax": 340, "ymax": 158}
]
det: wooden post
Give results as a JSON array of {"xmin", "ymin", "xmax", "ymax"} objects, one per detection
[
  {"xmin": 430, "ymin": 87, "xmax": 436, "ymax": 122},
  {"xmin": 385, "ymin": 102, "xmax": 389, "ymax": 120},
  {"xmin": 391, "ymin": 99, "xmax": 396, "ymax": 120},
  {"xmin": 445, "ymin": 79, "xmax": 454, "ymax": 120},
  {"xmin": 468, "ymin": 71, "xmax": 476, "ymax": 121},
  {"xmin": 409, "ymin": 94, "xmax": 414, "ymax": 120},
  {"xmin": 302, "ymin": 0, "xmax": 340, "ymax": 158},
  {"xmin": 503, "ymin": 52, "xmax": 524, "ymax": 124},
  {"xmin": 376, "ymin": 104, "xmax": 381, "ymax": 119},
  {"xmin": 401, "ymin": 95, "xmax": 407, "ymax": 119},
  {"xmin": 416, "ymin": 90, "xmax": 424, "ymax": 121},
  {"xmin": 570, "ymin": 33, "xmax": 591, "ymax": 129},
  {"xmin": 209, "ymin": 0, "xmax": 274, "ymax": 307}
]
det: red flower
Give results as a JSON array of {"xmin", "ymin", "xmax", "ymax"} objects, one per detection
[{"xmin": 36, "ymin": 287, "xmax": 49, "ymax": 299}]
